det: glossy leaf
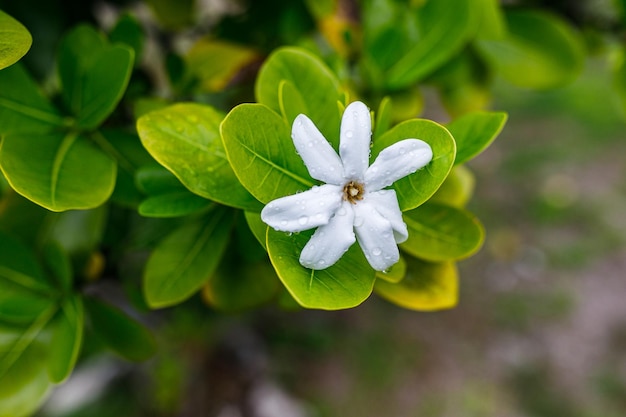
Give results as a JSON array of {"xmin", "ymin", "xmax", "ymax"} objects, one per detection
[
  {"xmin": 385, "ymin": 0, "xmax": 476, "ymax": 89},
  {"xmin": 267, "ymin": 228, "xmax": 376, "ymax": 310},
  {"xmin": 401, "ymin": 202, "xmax": 485, "ymax": 261},
  {"xmin": 477, "ymin": 10, "xmax": 585, "ymax": 89},
  {"xmin": 429, "ymin": 165, "xmax": 475, "ymax": 208},
  {"xmin": 446, "ymin": 111, "xmax": 507, "ymax": 165},
  {"xmin": 0, "ymin": 10, "xmax": 32, "ymax": 70},
  {"xmin": 47, "ymin": 296, "xmax": 83, "ymax": 383},
  {"xmin": 0, "ymin": 132, "xmax": 116, "ymax": 211},
  {"xmin": 372, "ymin": 119, "xmax": 456, "ymax": 211},
  {"xmin": 0, "ymin": 64, "xmax": 65, "ymax": 135},
  {"xmin": 375, "ymin": 256, "xmax": 458, "ymax": 311},
  {"xmin": 255, "ymin": 47, "xmax": 342, "ymax": 142},
  {"xmin": 58, "ymin": 25, "xmax": 134, "ymax": 129},
  {"xmin": 186, "ymin": 39, "xmax": 259, "ymax": 92},
  {"xmin": 0, "ymin": 326, "xmax": 51, "ymax": 417},
  {"xmin": 376, "ymin": 254, "xmax": 406, "ymax": 284},
  {"xmin": 85, "ymin": 297, "xmax": 156, "ymax": 361},
  {"xmin": 137, "ymin": 103, "xmax": 261, "ymax": 211},
  {"xmin": 143, "ymin": 208, "xmax": 234, "ymax": 308},
  {"xmin": 221, "ymin": 103, "xmax": 313, "ymax": 204}
]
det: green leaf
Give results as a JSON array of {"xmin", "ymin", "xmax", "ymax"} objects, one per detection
[
  {"xmin": 0, "ymin": 63, "xmax": 65, "ymax": 135},
  {"xmin": 145, "ymin": 0, "xmax": 195, "ymax": 30},
  {"xmin": 375, "ymin": 256, "xmax": 458, "ymax": 311},
  {"xmin": 244, "ymin": 211, "xmax": 268, "ymax": 250},
  {"xmin": 372, "ymin": 119, "xmax": 456, "ymax": 211},
  {"xmin": 401, "ymin": 202, "xmax": 485, "ymax": 261},
  {"xmin": 42, "ymin": 241, "xmax": 73, "ymax": 291},
  {"xmin": 186, "ymin": 39, "xmax": 259, "ymax": 92},
  {"xmin": 0, "ymin": 231, "xmax": 50, "ymax": 293},
  {"xmin": 0, "ymin": 10, "xmax": 32, "ymax": 70},
  {"xmin": 475, "ymin": 0, "xmax": 507, "ymax": 40},
  {"xmin": 373, "ymin": 96, "xmax": 392, "ymax": 141},
  {"xmin": 267, "ymin": 228, "xmax": 376, "ymax": 310},
  {"xmin": 221, "ymin": 103, "xmax": 313, "ymax": 204},
  {"xmin": 0, "ymin": 325, "xmax": 51, "ymax": 417},
  {"xmin": 0, "ymin": 132, "xmax": 117, "ymax": 211},
  {"xmin": 255, "ymin": 47, "xmax": 342, "ymax": 142},
  {"xmin": 85, "ymin": 297, "xmax": 156, "ymax": 361},
  {"xmin": 446, "ymin": 111, "xmax": 507, "ymax": 165},
  {"xmin": 477, "ymin": 9, "xmax": 585, "ymax": 89},
  {"xmin": 137, "ymin": 103, "xmax": 261, "ymax": 211},
  {"xmin": 47, "ymin": 295, "xmax": 83, "ymax": 383},
  {"xmin": 143, "ymin": 207, "xmax": 234, "ymax": 308},
  {"xmin": 109, "ymin": 14, "xmax": 145, "ymax": 62},
  {"xmin": 49, "ymin": 206, "xmax": 107, "ymax": 259},
  {"xmin": 376, "ymin": 254, "xmax": 406, "ymax": 284},
  {"xmin": 139, "ymin": 192, "xmax": 213, "ymax": 218},
  {"xmin": 614, "ymin": 47, "xmax": 626, "ymax": 116},
  {"xmin": 384, "ymin": 0, "xmax": 476, "ymax": 89},
  {"xmin": 429, "ymin": 165, "xmax": 475, "ymax": 208},
  {"xmin": 58, "ymin": 25, "xmax": 134, "ymax": 129}
]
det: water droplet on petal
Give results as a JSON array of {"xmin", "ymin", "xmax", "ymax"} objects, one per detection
[
  {"xmin": 311, "ymin": 185, "xmax": 319, "ymax": 193},
  {"xmin": 318, "ymin": 259, "xmax": 326, "ymax": 267},
  {"xmin": 280, "ymin": 219, "xmax": 288, "ymax": 226},
  {"xmin": 399, "ymin": 147, "xmax": 406, "ymax": 155},
  {"xmin": 371, "ymin": 166, "xmax": 379, "ymax": 173},
  {"xmin": 372, "ymin": 247, "xmax": 382, "ymax": 256},
  {"xmin": 354, "ymin": 216, "xmax": 364, "ymax": 227},
  {"xmin": 298, "ymin": 216, "xmax": 309, "ymax": 225},
  {"xmin": 345, "ymin": 130, "xmax": 353, "ymax": 138},
  {"xmin": 337, "ymin": 207, "xmax": 347, "ymax": 216},
  {"xmin": 308, "ymin": 141, "xmax": 314, "ymax": 147}
]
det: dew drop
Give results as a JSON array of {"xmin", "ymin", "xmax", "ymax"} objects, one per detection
[
  {"xmin": 345, "ymin": 130, "xmax": 354, "ymax": 138},
  {"xmin": 337, "ymin": 207, "xmax": 347, "ymax": 216},
  {"xmin": 372, "ymin": 247, "xmax": 382, "ymax": 256},
  {"xmin": 308, "ymin": 141, "xmax": 314, "ymax": 147},
  {"xmin": 354, "ymin": 216, "xmax": 364, "ymax": 227},
  {"xmin": 187, "ymin": 115, "xmax": 198, "ymax": 123},
  {"xmin": 371, "ymin": 166, "xmax": 379, "ymax": 173},
  {"xmin": 312, "ymin": 185, "xmax": 320, "ymax": 193},
  {"xmin": 298, "ymin": 215, "xmax": 309, "ymax": 225},
  {"xmin": 280, "ymin": 219, "xmax": 288, "ymax": 226},
  {"xmin": 399, "ymin": 147, "xmax": 406, "ymax": 155},
  {"xmin": 318, "ymin": 259, "xmax": 326, "ymax": 267}
]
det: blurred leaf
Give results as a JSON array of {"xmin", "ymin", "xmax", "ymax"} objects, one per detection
[
  {"xmin": 477, "ymin": 9, "xmax": 585, "ymax": 89},
  {"xmin": 137, "ymin": 103, "xmax": 261, "ymax": 211},
  {"xmin": 0, "ymin": 63, "xmax": 65, "ymax": 135},
  {"xmin": 42, "ymin": 241, "xmax": 72, "ymax": 292},
  {"xmin": 135, "ymin": 165, "xmax": 183, "ymax": 195},
  {"xmin": 244, "ymin": 211, "xmax": 268, "ymax": 250},
  {"xmin": 85, "ymin": 297, "xmax": 156, "ymax": 361},
  {"xmin": 143, "ymin": 207, "xmax": 234, "ymax": 308},
  {"xmin": 47, "ymin": 295, "xmax": 83, "ymax": 383},
  {"xmin": 146, "ymin": 0, "xmax": 195, "ymax": 30},
  {"xmin": 255, "ymin": 47, "xmax": 342, "ymax": 142},
  {"xmin": 0, "ymin": 10, "xmax": 32, "ymax": 70},
  {"xmin": 475, "ymin": 0, "xmax": 506, "ymax": 40},
  {"xmin": 203, "ymin": 244, "xmax": 279, "ymax": 312},
  {"xmin": 379, "ymin": 0, "xmax": 476, "ymax": 89},
  {"xmin": 0, "ymin": 131, "xmax": 116, "ymax": 211},
  {"xmin": 614, "ymin": 47, "xmax": 626, "ymax": 116},
  {"xmin": 186, "ymin": 39, "xmax": 259, "ymax": 92},
  {"xmin": 139, "ymin": 192, "xmax": 213, "ymax": 218},
  {"xmin": 401, "ymin": 202, "xmax": 485, "ymax": 261},
  {"xmin": 429, "ymin": 165, "xmax": 475, "ymax": 208},
  {"xmin": 49, "ymin": 206, "xmax": 107, "ymax": 260},
  {"xmin": 373, "ymin": 96, "xmax": 392, "ymax": 140},
  {"xmin": 109, "ymin": 14, "xmax": 144, "ymax": 62},
  {"xmin": 372, "ymin": 119, "xmax": 456, "ymax": 211},
  {"xmin": 0, "ymin": 231, "xmax": 50, "ymax": 293},
  {"xmin": 267, "ymin": 228, "xmax": 376, "ymax": 310},
  {"xmin": 376, "ymin": 254, "xmax": 406, "ymax": 283},
  {"xmin": 0, "ymin": 326, "xmax": 51, "ymax": 417},
  {"xmin": 58, "ymin": 25, "xmax": 134, "ymax": 129},
  {"xmin": 375, "ymin": 256, "xmax": 458, "ymax": 311},
  {"xmin": 447, "ymin": 110, "xmax": 507, "ymax": 165},
  {"xmin": 221, "ymin": 103, "xmax": 312, "ymax": 204}
]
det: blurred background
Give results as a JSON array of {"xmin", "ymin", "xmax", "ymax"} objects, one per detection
[{"xmin": 1, "ymin": 0, "xmax": 625, "ymax": 416}]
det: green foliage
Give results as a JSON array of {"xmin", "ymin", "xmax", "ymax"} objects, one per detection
[{"xmin": 0, "ymin": 10, "xmax": 32, "ymax": 70}]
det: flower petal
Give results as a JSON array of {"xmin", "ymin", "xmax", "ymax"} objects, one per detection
[
  {"xmin": 353, "ymin": 201, "xmax": 400, "ymax": 271},
  {"xmin": 261, "ymin": 184, "xmax": 342, "ymax": 232},
  {"xmin": 363, "ymin": 190, "xmax": 408, "ymax": 243},
  {"xmin": 299, "ymin": 201, "xmax": 356, "ymax": 269},
  {"xmin": 292, "ymin": 114, "xmax": 344, "ymax": 185},
  {"xmin": 339, "ymin": 101, "xmax": 371, "ymax": 180},
  {"xmin": 364, "ymin": 139, "xmax": 433, "ymax": 191}
]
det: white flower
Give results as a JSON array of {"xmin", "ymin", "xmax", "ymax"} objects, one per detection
[{"xmin": 261, "ymin": 101, "xmax": 433, "ymax": 271}]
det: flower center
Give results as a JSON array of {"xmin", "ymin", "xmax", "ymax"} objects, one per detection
[{"xmin": 343, "ymin": 181, "xmax": 364, "ymax": 204}]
